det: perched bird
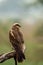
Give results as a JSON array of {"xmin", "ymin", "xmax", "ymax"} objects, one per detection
[{"xmin": 9, "ymin": 23, "xmax": 25, "ymax": 65}]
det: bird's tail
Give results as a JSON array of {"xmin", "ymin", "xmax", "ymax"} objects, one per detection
[
  {"xmin": 14, "ymin": 50, "xmax": 25, "ymax": 63},
  {"xmin": 17, "ymin": 50, "xmax": 25, "ymax": 62}
]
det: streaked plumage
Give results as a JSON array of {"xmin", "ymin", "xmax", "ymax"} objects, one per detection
[{"xmin": 9, "ymin": 23, "xmax": 25, "ymax": 62}]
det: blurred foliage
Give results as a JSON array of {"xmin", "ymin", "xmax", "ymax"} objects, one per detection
[
  {"xmin": 35, "ymin": 23, "xmax": 43, "ymax": 36},
  {"xmin": 38, "ymin": 0, "xmax": 43, "ymax": 4},
  {"xmin": 32, "ymin": 20, "xmax": 43, "ymax": 42}
]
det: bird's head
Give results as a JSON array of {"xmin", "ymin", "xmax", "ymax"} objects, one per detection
[{"xmin": 12, "ymin": 23, "xmax": 21, "ymax": 30}]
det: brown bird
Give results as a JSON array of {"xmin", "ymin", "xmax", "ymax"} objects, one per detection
[{"xmin": 9, "ymin": 23, "xmax": 26, "ymax": 65}]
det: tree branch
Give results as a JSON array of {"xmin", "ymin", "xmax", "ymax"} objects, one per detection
[{"xmin": 0, "ymin": 51, "xmax": 16, "ymax": 63}]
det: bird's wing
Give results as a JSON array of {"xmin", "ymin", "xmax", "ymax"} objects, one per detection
[
  {"xmin": 9, "ymin": 30, "xmax": 15, "ymax": 43},
  {"xmin": 12, "ymin": 30, "xmax": 24, "ymax": 44},
  {"xmin": 18, "ymin": 31, "xmax": 24, "ymax": 43},
  {"xmin": 9, "ymin": 29, "xmax": 24, "ymax": 44}
]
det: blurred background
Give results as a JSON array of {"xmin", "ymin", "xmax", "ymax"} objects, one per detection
[{"xmin": 0, "ymin": 0, "xmax": 43, "ymax": 65}]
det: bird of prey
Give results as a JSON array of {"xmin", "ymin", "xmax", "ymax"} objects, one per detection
[{"xmin": 9, "ymin": 23, "xmax": 26, "ymax": 65}]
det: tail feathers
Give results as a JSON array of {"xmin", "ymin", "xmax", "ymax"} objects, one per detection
[
  {"xmin": 14, "ymin": 51, "xmax": 25, "ymax": 62},
  {"xmin": 17, "ymin": 51, "xmax": 25, "ymax": 62}
]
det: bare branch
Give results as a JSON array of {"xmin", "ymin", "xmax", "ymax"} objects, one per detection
[{"xmin": 0, "ymin": 51, "xmax": 16, "ymax": 63}]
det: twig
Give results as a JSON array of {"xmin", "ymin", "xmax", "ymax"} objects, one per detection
[{"xmin": 0, "ymin": 51, "xmax": 16, "ymax": 63}]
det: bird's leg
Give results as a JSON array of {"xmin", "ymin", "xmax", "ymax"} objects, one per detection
[
  {"xmin": 14, "ymin": 53, "xmax": 17, "ymax": 65},
  {"xmin": 15, "ymin": 58, "xmax": 17, "ymax": 65}
]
